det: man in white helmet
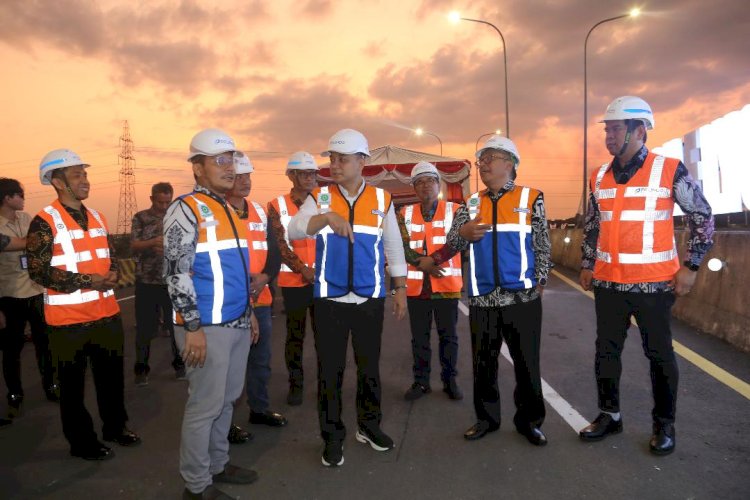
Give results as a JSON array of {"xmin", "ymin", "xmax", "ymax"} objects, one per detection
[
  {"xmin": 396, "ymin": 162, "xmax": 464, "ymax": 402},
  {"xmin": 578, "ymin": 96, "xmax": 714, "ymax": 456},
  {"xmin": 164, "ymin": 129, "xmax": 259, "ymax": 499},
  {"xmin": 26, "ymin": 149, "xmax": 140, "ymax": 460},
  {"xmin": 445, "ymin": 135, "xmax": 551, "ymax": 446},
  {"xmin": 287, "ymin": 128, "xmax": 407, "ymax": 467},
  {"xmin": 266, "ymin": 151, "xmax": 319, "ymax": 406},
  {"xmin": 224, "ymin": 152, "xmax": 285, "ymax": 444}
]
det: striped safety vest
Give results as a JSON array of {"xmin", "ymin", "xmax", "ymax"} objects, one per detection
[
  {"xmin": 401, "ymin": 200, "xmax": 462, "ymax": 296},
  {"xmin": 312, "ymin": 184, "xmax": 390, "ymax": 299},
  {"xmin": 269, "ymin": 193, "xmax": 315, "ymax": 288},
  {"xmin": 591, "ymin": 152, "xmax": 680, "ymax": 283},
  {"xmin": 37, "ymin": 199, "xmax": 119, "ymax": 326},
  {"xmin": 466, "ymin": 187, "xmax": 539, "ymax": 296},
  {"xmin": 245, "ymin": 200, "xmax": 272, "ymax": 306},
  {"xmin": 174, "ymin": 192, "xmax": 250, "ymax": 326}
]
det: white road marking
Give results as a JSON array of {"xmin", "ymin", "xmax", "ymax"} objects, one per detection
[
  {"xmin": 459, "ymin": 300, "xmax": 588, "ymax": 433},
  {"xmin": 116, "ymin": 295, "xmax": 135, "ymax": 302}
]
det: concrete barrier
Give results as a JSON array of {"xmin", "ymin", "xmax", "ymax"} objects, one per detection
[{"xmin": 550, "ymin": 228, "xmax": 750, "ymax": 353}]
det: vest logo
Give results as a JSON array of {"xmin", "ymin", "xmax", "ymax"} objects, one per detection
[
  {"xmin": 513, "ymin": 207, "xmax": 530, "ymax": 214},
  {"xmin": 632, "ymin": 187, "xmax": 670, "ymax": 196},
  {"xmin": 371, "ymin": 209, "xmax": 385, "ymax": 218},
  {"xmin": 57, "ymin": 223, "xmax": 65, "ymax": 229},
  {"xmin": 469, "ymin": 197, "xmax": 479, "ymax": 207},
  {"xmin": 318, "ymin": 193, "xmax": 330, "ymax": 204},
  {"xmin": 199, "ymin": 204, "xmax": 213, "ymax": 218}
]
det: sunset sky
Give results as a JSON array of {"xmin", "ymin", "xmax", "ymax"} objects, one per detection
[{"xmin": 1, "ymin": 0, "xmax": 748, "ymax": 227}]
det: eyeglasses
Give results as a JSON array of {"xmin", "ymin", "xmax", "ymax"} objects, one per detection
[
  {"xmin": 475, "ymin": 154, "xmax": 512, "ymax": 166},
  {"xmin": 414, "ymin": 177, "xmax": 438, "ymax": 188},
  {"xmin": 211, "ymin": 155, "xmax": 236, "ymax": 168}
]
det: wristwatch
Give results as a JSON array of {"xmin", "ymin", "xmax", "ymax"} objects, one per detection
[
  {"xmin": 391, "ymin": 285, "xmax": 407, "ymax": 296},
  {"xmin": 684, "ymin": 261, "xmax": 700, "ymax": 272},
  {"xmin": 537, "ymin": 277, "xmax": 548, "ymax": 287}
]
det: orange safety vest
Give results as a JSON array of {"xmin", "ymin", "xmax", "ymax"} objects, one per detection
[
  {"xmin": 37, "ymin": 199, "xmax": 119, "ymax": 326},
  {"xmin": 591, "ymin": 152, "xmax": 680, "ymax": 283},
  {"xmin": 269, "ymin": 193, "xmax": 315, "ymax": 288},
  {"xmin": 401, "ymin": 200, "xmax": 462, "ymax": 296},
  {"xmin": 245, "ymin": 200, "xmax": 273, "ymax": 306}
]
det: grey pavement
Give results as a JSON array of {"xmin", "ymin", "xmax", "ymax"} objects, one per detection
[{"xmin": 1, "ymin": 269, "xmax": 748, "ymax": 499}]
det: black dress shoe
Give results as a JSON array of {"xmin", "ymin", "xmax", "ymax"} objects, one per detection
[
  {"xmin": 7, "ymin": 394, "xmax": 23, "ymax": 419},
  {"xmin": 649, "ymin": 423, "xmax": 675, "ymax": 456},
  {"xmin": 103, "ymin": 428, "xmax": 142, "ymax": 447},
  {"xmin": 228, "ymin": 424, "xmax": 252, "ymax": 444},
  {"xmin": 464, "ymin": 421, "xmax": 499, "ymax": 441},
  {"xmin": 518, "ymin": 426, "xmax": 548, "ymax": 446},
  {"xmin": 249, "ymin": 410, "xmax": 288, "ymax": 427},
  {"xmin": 579, "ymin": 413, "xmax": 623, "ymax": 442},
  {"xmin": 45, "ymin": 384, "xmax": 60, "ymax": 402},
  {"xmin": 70, "ymin": 442, "xmax": 115, "ymax": 461}
]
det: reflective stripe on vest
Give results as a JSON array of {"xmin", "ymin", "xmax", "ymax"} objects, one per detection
[
  {"xmin": 591, "ymin": 154, "xmax": 680, "ymax": 283},
  {"xmin": 314, "ymin": 185, "xmax": 388, "ymax": 298}
]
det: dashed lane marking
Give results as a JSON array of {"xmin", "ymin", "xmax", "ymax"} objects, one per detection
[{"xmin": 551, "ymin": 269, "xmax": 750, "ymax": 401}]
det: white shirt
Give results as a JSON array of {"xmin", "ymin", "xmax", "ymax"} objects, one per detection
[{"xmin": 287, "ymin": 180, "xmax": 407, "ymax": 304}]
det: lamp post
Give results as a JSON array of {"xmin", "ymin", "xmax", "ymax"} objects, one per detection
[
  {"xmin": 449, "ymin": 12, "xmax": 510, "ymax": 138},
  {"xmin": 474, "ymin": 129, "xmax": 502, "ymax": 190},
  {"xmin": 582, "ymin": 8, "xmax": 641, "ymax": 222},
  {"xmin": 415, "ymin": 127, "xmax": 443, "ymax": 155}
]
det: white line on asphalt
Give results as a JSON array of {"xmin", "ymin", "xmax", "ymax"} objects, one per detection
[
  {"xmin": 117, "ymin": 295, "xmax": 134, "ymax": 302},
  {"xmin": 459, "ymin": 300, "xmax": 588, "ymax": 433}
]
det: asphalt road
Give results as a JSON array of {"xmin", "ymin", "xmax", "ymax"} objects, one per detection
[{"xmin": 1, "ymin": 268, "xmax": 748, "ymax": 499}]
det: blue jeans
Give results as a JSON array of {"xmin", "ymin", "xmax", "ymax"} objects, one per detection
[{"xmin": 245, "ymin": 306, "xmax": 273, "ymax": 413}]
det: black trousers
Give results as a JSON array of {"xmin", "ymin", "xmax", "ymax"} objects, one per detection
[
  {"xmin": 469, "ymin": 298, "xmax": 545, "ymax": 430},
  {"xmin": 48, "ymin": 316, "xmax": 129, "ymax": 449},
  {"xmin": 313, "ymin": 297, "xmax": 384, "ymax": 441},
  {"xmin": 594, "ymin": 287, "xmax": 678, "ymax": 425},
  {"xmin": 407, "ymin": 297, "xmax": 458, "ymax": 385},
  {"xmin": 134, "ymin": 282, "xmax": 182, "ymax": 375},
  {"xmin": 281, "ymin": 285, "xmax": 316, "ymax": 387},
  {"xmin": 0, "ymin": 294, "xmax": 54, "ymax": 399}
]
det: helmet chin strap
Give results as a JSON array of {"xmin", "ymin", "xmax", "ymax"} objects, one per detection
[
  {"xmin": 617, "ymin": 120, "xmax": 639, "ymax": 157},
  {"xmin": 58, "ymin": 170, "xmax": 83, "ymax": 202}
]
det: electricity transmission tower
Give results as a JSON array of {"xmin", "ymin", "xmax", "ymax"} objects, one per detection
[{"xmin": 116, "ymin": 121, "xmax": 138, "ymax": 234}]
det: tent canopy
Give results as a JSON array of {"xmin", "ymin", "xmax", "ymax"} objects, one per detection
[{"xmin": 317, "ymin": 145, "xmax": 472, "ymax": 206}]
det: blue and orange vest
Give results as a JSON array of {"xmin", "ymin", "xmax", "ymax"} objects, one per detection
[
  {"xmin": 466, "ymin": 187, "xmax": 539, "ymax": 296},
  {"xmin": 175, "ymin": 192, "xmax": 250, "ymax": 326},
  {"xmin": 312, "ymin": 184, "xmax": 390, "ymax": 299}
]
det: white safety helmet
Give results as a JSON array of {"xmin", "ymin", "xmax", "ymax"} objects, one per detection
[
  {"xmin": 187, "ymin": 128, "xmax": 238, "ymax": 162},
  {"xmin": 39, "ymin": 149, "xmax": 89, "ymax": 185},
  {"xmin": 321, "ymin": 128, "xmax": 370, "ymax": 157},
  {"xmin": 476, "ymin": 135, "xmax": 521, "ymax": 165},
  {"xmin": 234, "ymin": 152, "xmax": 254, "ymax": 174},
  {"xmin": 286, "ymin": 151, "xmax": 318, "ymax": 173},
  {"xmin": 410, "ymin": 161, "xmax": 440, "ymax": 185},
  {"xmin": 600, "ymin": 96, "xmax": 655, "ymax": 130}
]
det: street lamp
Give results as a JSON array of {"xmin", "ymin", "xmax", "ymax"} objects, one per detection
[
  {"xmin": 582, "ymin": 8, "xmax": 641, "ymax": 221},
  {"xmin": 415, "ymin": 127, "xmax": 443, "ymax": 155},
  {"xmin": 449, "ymin": 12, "xmax": 510, "ymax": 138},
  {"xmin": 474, "ymin": 129, "xmax": 502, "ymax": 190}
]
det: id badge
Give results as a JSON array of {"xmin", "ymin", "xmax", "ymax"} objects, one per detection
[{"xmin": 19, "ymin": 254, "xmax": 28, "ymax": 270}]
